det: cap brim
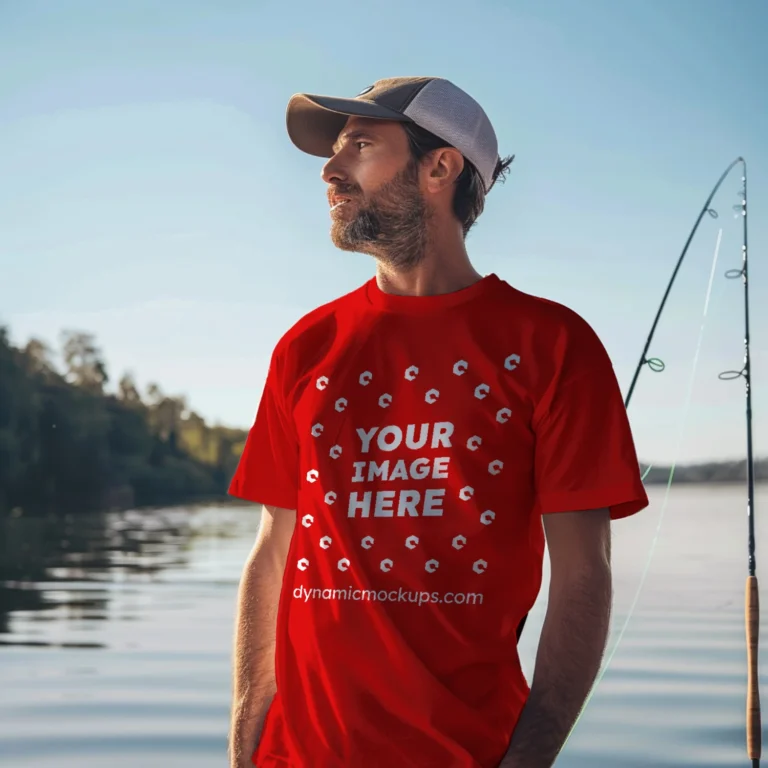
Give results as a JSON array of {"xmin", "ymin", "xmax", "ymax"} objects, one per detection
[{"xmin": 286, "ymin": 93, "xmax": 411, "ymax": 158}]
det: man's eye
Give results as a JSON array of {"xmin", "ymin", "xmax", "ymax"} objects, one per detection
[{"xmin": 356, "ymin": 141, "xmax": 370, "ymax": 150}]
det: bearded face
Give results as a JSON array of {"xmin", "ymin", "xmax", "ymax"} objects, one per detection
[{"xmin": 328, "ymin": 158, "xmax": 432, "ymax": 271}]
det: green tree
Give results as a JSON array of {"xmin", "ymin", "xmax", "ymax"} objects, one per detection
[
  {"xmin": 117, "ymin": 372, "xmax": 142, "ymax": 404},
  {"xmin": 22, "ymin": 338, "xmax": 57, "ymax": 378},
  {"xmin": 60, "ymin": 330, "xmax": 109, "ymax": 393}
]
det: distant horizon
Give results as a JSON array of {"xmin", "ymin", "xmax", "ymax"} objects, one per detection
[{"xmin": 639, "ymin": 456, "xmax": 766, "ymax": 469}]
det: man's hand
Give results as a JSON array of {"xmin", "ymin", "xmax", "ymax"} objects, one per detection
[{"xmin": 500, "ymin": 507, "xmax": 612, "ymax": 768}]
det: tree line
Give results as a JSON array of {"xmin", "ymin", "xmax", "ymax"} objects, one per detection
[{"xmin": 0, "ymin": 325, "xmax": 248, "ymax": 516}]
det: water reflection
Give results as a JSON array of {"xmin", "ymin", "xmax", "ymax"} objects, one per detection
[
  {"xmin": 0, "ymin": 503, "xmax": 254, "ymax": 648},
  {"xmin": 0, "ymin": 487, "xmax": 766, "ymax": 767}
]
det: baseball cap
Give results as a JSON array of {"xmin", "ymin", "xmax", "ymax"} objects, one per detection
[{"xmin": 285, "ymin": 76, "xmax": 500, "ymax": 193}]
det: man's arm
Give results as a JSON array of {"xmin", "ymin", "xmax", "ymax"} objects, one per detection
[
  {"xmin": 500, "ymin": 507, "xmax": 612, "ymax": 768},
  {"xmin": 228, "ymin": 504, "xmax": 295, "ymax": 768}
]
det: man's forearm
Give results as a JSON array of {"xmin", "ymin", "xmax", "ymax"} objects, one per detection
[
  {"xmin": 228, "ymin": 551, "xmax": 283, "ymax": 767},
  {"xmin": 501, "ymin": 562, "xmax": 612, "ymax": 768}
]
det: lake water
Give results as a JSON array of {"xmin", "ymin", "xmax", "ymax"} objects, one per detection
[{"xmin": 1, "ymin": 483, "xmax": 766, "ymax": 767}]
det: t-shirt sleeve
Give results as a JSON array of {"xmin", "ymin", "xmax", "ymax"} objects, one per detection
[
  {"xmin": 532, "ymin": 315, "xmax": 649, "ymax": 521},
  {"xmin": 228, "ymin": 345, "xmax": 299, "ymax": 510}
]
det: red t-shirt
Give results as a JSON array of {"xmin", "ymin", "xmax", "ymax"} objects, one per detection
[{"xmin": 229, "ymin": 273, "xmax": 648, "ymax": 768}]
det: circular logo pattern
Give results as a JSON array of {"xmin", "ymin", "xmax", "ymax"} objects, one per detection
[{"xmin": 302, "ymin": 347, "xmax": 524, "ymax": 586}]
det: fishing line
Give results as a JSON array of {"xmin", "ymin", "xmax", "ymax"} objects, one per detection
[{"xmin": 562, "ymin": 226, "xmax": 725, "ymax": 749}]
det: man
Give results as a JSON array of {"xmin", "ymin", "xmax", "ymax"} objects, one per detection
[{"xmin": 228, "ymin": 76, "xmax": 649, "ymax": 768}]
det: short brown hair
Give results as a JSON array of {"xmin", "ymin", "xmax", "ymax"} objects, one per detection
[{"xmin": 402, "ymin": 122, "xmax": 515, "ymax": 237}]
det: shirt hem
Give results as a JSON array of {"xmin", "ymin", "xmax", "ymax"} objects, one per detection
[
  {"xmin": 227, "ymin": 481, "xmax": 297, "ymax": 511},
  {"xmin": 538, "ymin": 484, "xmax": 649, "ymax": 520}
]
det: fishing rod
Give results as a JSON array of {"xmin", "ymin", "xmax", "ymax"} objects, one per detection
[{"xmin": 623, "ymin": 157, "xmax": 759, "ymax": 767}]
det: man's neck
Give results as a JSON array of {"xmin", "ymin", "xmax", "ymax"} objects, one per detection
[{"xmin": 374, "ymin": 227, "xmax": 483, "ymax": 298}]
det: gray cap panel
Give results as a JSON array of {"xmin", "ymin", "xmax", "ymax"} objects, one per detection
[{"xmin": 403, "ymin": 78, "xmax": 498, "ymax": 192}]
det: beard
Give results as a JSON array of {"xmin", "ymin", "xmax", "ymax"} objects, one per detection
[{"xmin": 329, "ymin": 160, "xmax": 431, "ymax": 271}]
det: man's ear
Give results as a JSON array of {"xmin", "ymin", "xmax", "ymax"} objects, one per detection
[{"xmin": 422, "ymin": 147, "xmax": 465, "ymax": 193}]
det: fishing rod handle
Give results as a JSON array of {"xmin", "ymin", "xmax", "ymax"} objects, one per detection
[{"xmin": 746, "ymin": 575, "xmax": 762, "ymax": 760}]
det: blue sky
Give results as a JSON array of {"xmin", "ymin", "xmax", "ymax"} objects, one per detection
[{"xmin": 0, "ymin": 0, "xmax": 766, "ymax": 465}]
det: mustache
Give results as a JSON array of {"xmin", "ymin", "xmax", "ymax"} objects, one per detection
[{"xmin": 327, "ymin": 184, "xmax": 362, "ymax": 201}]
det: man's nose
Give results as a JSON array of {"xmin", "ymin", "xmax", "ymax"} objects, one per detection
[{"xmin": 321, "ymin": 154, "xmax": 347, "ymax": 185}]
